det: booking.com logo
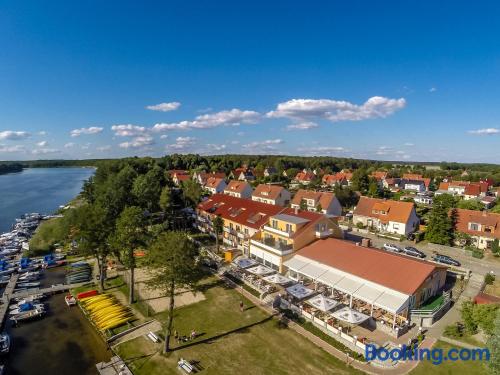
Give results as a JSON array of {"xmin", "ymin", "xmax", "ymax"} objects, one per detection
[{"xmin": 365, "ymin": 344, "xmax": 490, "ymax": 365}]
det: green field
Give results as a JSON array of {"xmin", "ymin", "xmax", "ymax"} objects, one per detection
[
  {"xmin": 114, "ymin": 278, "xmax": 363, "ymax": 375},
  {"xmin": 410, "ymin": 341, "xmax": 489, "ymax": 375}
]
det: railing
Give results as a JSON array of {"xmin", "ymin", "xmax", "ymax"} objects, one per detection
[
  {"xmin": 250, "ymin": 239, "xmax": 293, "ymax": 255},
  {"xmin": 263, "ymin": 225, "xmax": 294, "ymax": 238}
]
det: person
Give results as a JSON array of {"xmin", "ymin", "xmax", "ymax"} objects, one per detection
[
  {"xmin": 174, "ymin": 330, "xmax": 179, "ymax": 343},
  {"xmin": 239, "ymin": 300, "xmax": 244, "ymax": 312},
  {"xmin": 191, "ymin": 329, "xmax": 196, "ymax": 340}
]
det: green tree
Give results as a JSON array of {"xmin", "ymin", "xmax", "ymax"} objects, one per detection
[
  {"xmin": 182, "ymin": 179, "xmax": 203, "ymax": 208},
  {"xmin": 132, "ymin": 166, "xmax": 163, "ymax": 212},
  {"xmin": 351, "ymin": 169, "xmax": 370, "ymax": 193},
  {"xmin": 487, "ymin": 310, "xmax": 500, "ymax": 375},
  {"xmin": 159, "ymin": 186, "xmax": 172, "ymax": 212},
  {"xmin": 473, "ymin": 304, "xmax": 500, "ymax": 336},
  {"xmin": 461, "ymin": 300, "xmax": 478, "ymax": 334},
  {"xmin": 111, "ymin": 206, "xmax": 146, "ymax": 304},
  {"xmin": 316, "ymin": 203, "xmax": 323, "ymax": 213},
  {"xmin": 367, "ymin": 181, "xmax": 379, "ymax": 197},
  {"xmin": 212, "ymin": 215, "xmax": 224, "ymax": 253},
  {"xmin": 457, "ymin": 199, "xmax": 485, "ymax": 211},
  {"xmin": 146, "ymin": 231, "xmax": 202, "ymax": 353},
  {"xmin": 425, "ymin": 195, "xmax": 456, "ymax": 245}
]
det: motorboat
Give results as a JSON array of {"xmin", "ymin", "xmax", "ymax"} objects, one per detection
[
  {"xmin": 10, "ymin": 307, "xmax": 45, "ymax": 323},
  {"xmin": 9, "ymin": 303, "xmax": 45, "ymax": 316},
  {"xmin": 17, "ymin": 281, "xmax": 41, "ymax": 288},
  {"xmin": 0, "ymin": 333, "xmax": 10, "ymax": 354},
  {"xmin": 12, "ymin": 293, "xmax": 45, "ymax": 303},
  {"xmin": 65, "ymin": 294, "xmax": 77, "ymax": 306}
]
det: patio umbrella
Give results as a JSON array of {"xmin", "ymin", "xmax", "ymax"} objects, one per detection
[
  {"xmin": 306, "ymin": 294, "xmax": 339, "ymax": 312},
  {"xmin": 262, "ymin": 273, "xmax": 293, "ymax": 285},
  {"xmin": 246, "ymin": 265, "xmax": 275, "ymax": 276},
  {"xmin": 233, "ymin": 257, "xmax": 257, "ymax": 269},
  {"xmin": 331, "ymin": 306, "xmax": 370, "ymax": 325},
  {"xmin": 285, "ymin": 284, "xmax": 315, "ymax": 300}
]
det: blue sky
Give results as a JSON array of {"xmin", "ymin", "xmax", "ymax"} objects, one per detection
[{"xmin": 1, "ymin": 1, "xmax": 500, "ymax": 163}]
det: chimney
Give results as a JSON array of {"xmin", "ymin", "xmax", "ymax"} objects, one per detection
[
  {"xmin": 294, "ymin": 207, "xmax": 299, "ymax": 215},
  {"xmin": 355, "ymin": 242, "xmax": 360, "ymax": 246}
]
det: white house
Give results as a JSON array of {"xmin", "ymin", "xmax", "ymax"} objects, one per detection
[
  {"xmin": 205, "ymin": 177, "xmax": 227, "ymax": 195},
  {"xmin": 290, "ymin": 189, "xmax": 342, "ymax": 217},
  {"xmin": 252, "ymin": 184, "xmax": 291, "ymax": 206},
  {"xmin": 223, "ymin": 180, "xmax": 253, "ymax": 199}
]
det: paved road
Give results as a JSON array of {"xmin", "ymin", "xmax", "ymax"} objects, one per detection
[{"xmin": 345, "ymin": 230, "xmax": 500, "ymax": 277}]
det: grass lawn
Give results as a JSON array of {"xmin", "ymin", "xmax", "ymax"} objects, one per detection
[
  {"xmin": 114, "ymin": 277, "xmax": 362, "ymax": 375},
  {"xmin": 410, "ymin": 341, "xmax": 489, "ymax": 375},
  {"xmin": 418, "ymin": 295, "xmax": 444, "ymax": 311}
]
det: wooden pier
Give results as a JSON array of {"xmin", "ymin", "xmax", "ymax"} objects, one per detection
[{"xmin": 11, "ymin": 281, "xmax": 89, "ymax": 299}]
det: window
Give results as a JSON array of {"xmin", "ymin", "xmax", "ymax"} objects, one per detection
[
  {"xmin": 272, "ymin": 220, "xmax": 278, "ymax": 229},
  {"xmin": 286, "ymin": 223, "xmax": 292, "ymax": 233},
  {"xmin": 469, "ymin": 223, "xmax": 479, "ymax": 231},
  {"xmin": 393, "ymin": 224, "xmax": 400, "ymax": 230}
]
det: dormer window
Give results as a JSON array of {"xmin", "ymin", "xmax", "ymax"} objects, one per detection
[{"xmin": 469, "ymin": 222, "xmax": 479, "ymax": 231}]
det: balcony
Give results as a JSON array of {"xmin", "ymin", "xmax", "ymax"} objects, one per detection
[
  {"xmin": 315, "ymin": 229, "xmax": 333, "ymax": 238},
  {"xmin": 263, "ymin": 225, "xmax": 294, "ymax": 238},
  {"xmin": 250, "ymin": 237, "xmax": 293, "ymax": 256}
]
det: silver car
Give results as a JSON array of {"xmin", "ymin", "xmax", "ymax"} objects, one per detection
[{"xmin": 383, "ymin": 243, "xmax": 403, "ymax": 253}]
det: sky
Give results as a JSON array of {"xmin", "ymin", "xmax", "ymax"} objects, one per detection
[{"xmin": 1, "ymin": 1, "xmax": 500, "ymax": 163}]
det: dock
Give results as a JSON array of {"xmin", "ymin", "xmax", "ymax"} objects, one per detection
[
  {"xmin": 0, "ymin": 273, "xmax": 20, "ymax": 327},
  {"xmin": 96, "ymin": 356, "xmax": 133, "ymax": 375},
  {"xmin": 11, "ymin": 281, "xmax": 89, "ymax": 299}
]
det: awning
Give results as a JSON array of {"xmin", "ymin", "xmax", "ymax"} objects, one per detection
[
  {"xmin": 306, "ymin": 294, "xmax": 340, "ymax": 312},
  {"xmin": 316, "ymin": 271, "xmax": 344, "ymax": 288},
  {"xmin": 286, "ymin": 284, "xmax": 315, "ymax": 300},
  {"xmin": 262, "ymin": 274, "xmax": 293, "ymax": 285},
  {"xmin": 333, "ymin": 277, "xmax": 363, "ymax": 295},
  {"xmin": 246, "ymin": 265, "xmax": 275, "ymax": 276},
  {"xmin": 283, "ymin": 257, "xmax": 309, "ymax": 272},
  {"xmin": 373, "ymin": 292, "xmax": 408, "ymax": 314},
  {"xmin": 353, "ymin": 284, "xmax": 384, "ymax": 304},
  {"xmin": 298, "ymin": 262, "xmax": 328, "ymax": 280},
  {"xmin": 233, "ymin": 257, "xmax": 257, "ymax": 269},
  {"xmin": 331, "ymin": 306, "xmax": 370, "ymax": 325}
]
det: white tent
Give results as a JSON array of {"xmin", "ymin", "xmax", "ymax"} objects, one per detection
[
  {"xmin": 331, "ymin": 306, "xmax": 370, "ymax": 325},
  {"xmin": 246, "ymin": 265, "xmax": 275, "ymax": 276},
  {"xmin": 283, "ymin": 257, "xmax": 308, "ymax": 272},
  {"xmin": 334, "ymin": 277, "xmax": 363, "ymax": 295},
  {"xmin": 286, "ymin": 284, "xmax": 315, "ymax": 300},
  {"xmin": 306, "ymin": 294, "xmax": 340, "ymax": 312},
  {"xmin": 262, "ymin": 274, "xmax": 293, "ymax": 285},
  {"xmin": 233, "ymin": 257, "xmax": 257, "ymax": 269},
  {"xmin": 373, "ymin": 292, "xmax": 408, "ymax": 314},
  {"xmin": 353, "ymin": 284, "xmax": 384, "ymax": 304}
]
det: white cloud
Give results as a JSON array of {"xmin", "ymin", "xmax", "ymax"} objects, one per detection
[
  {"xmin": 146, "ymin": 101, "xmax": 181, "ymax": 112},
  {"xmin": 468, "ymin": 128, "xmax": 499, "ymax": 136},
  {"xmin": 70, "ymin": 127, "xmax": 103, "ymax": 137},
  {"xmin": 160, "ymin": 135, "xmax": 168, "ymax": 139},
  {"xmin": 242, "ymin": 139, "xmax": 284, "ymax": 153},
  {"xmin": 197, "ymin": 107, "xmax": 213, "ymax": 113},
  {"xmin": 64, "ymin": 142, "xmax": 75, "ymax": 148},
  {"xmin": 81, "ymin": 143, "xmax": 91, "ymax": 150},
  {"xmin": 0, "ymin": 131, "xmax": 31, "ymax": 141},
  {"xmin": 429, "ymin": 87, "xmax": 437, "ymax": 92},
  {"xmin": 404, "ymin": 142, "xmax": 414, "ymax": 146},
  {"xmin": 152, "ymin": 109, "xmax": 261, "ymax": 132},
  {"xmin": 31, "ymin": 148, "xmax": 60, "ymax": 155},
  {"xmin": 119, "ymin": 135, "xmax": 155, "ymax": 149},
  {"xmin": 36, "ymin": 141, "xmax": 48, "ymax": 147},
  {"xmin": 166, "ymin": 136, "xmax": 197, "ymax": 151},
  {"xmin": 286, "ymin": 122, "xmax": 319, "ymax": 131},
  {"xmin": 206, "ymin": 144, "xmax": 227, "ymax": 152},
  {"xmin": 111, "ymin": 124, "xmax": 147, "ymax": 137},
  {"xmin": 0, "ymin": 144, "xmax": 25, "ymax": 153},
  {"xmin": 267, "ymin": 96, "xmax": 406, "ymax": 123},
  {"xmin": 297, "ymin": 146, "xmax": 346, "ymax": 156},
  {"xmin": 231, "ymin": 140, "xmax": 240, "ymax": 145},
  {"xmin": 38, "ymin": 131, "xmax": 47, "ymax": 136},
  {"xmin": 97, "ymin": 145, "xmax": 112, "ymax": 152}
]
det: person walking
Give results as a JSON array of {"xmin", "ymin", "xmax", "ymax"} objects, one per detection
[{"xmin": 239, "ymin": 300, "xmax": 244, "ymax": 312}]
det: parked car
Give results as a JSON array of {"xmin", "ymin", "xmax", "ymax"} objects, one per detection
[
  {"xmin": 432, "ymin": 254, "xmax": 461, "ymax": 267},
  {"xmin": 402, "ymin": 246, "xmax": 426, "ymax": 258},
  {"xmin": 382, "ymin": 243, "xmax": 403, "ymax": 253}
]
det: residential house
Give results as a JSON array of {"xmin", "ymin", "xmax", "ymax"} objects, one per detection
[
  {"xmin": 480, "ymin": 196, "xmax": 497, "ymax": 209},
  {"xmin": 383, "ymin": 178, "xmax": 402, "ymax": 192},
  {"xmin": 235, "ymin": 168, "xmax": 256, "ymax": 181},
  {"xmin": 402, "ymin": 174, "xmax": 431, "ymax": 191},
  {"xmin": 413, "ymin": 195, "xmax": 433, "ymax": 205},
  {"xmin": 290, "ymin": 189, "xmax": 342, "ymax": 216},
  {"xmin": 322, "ymin": 172, "xmax": 352, "ymax": 187},
  {"xmin": 249, "ymin": 208, "xmax": 343, "ymax": 271},
  {"xmin": 402, "ymin": 179, "xmax": 426, "ymax": 193},
  {"xmin": 195, "ymin": 194, "xmax": 283, "ymax": 253},
  {"xmin": 223, "ymin": 180, "xmax": 253, "ymax": 199},
  {"xmin": 370, "ymin": 171, "xmax": 388, "ymax": 186},
  {"xmin": 252, "ymin": 184, "xmax": 291, "ymax": 206},
  {"xmin": 171, "ymin": 171, "xmax": 191, "ymax": 186},
  {"xmin": 437, "ymin": 181, "xmax": 489, "ymax": 199},
  {"xmin": 205, "ymin": 177, "xmax": 227, "ymax": 195},
  {"xmin": 193, "ymin": 171, "xmax": 226, "ymax": 186},
  {"xmin": 454, "ymin": 209, "xmax": 500, "ymax": 250},
  {"xmin": 263, "ymin": 166, "xmax": 278, "ymax": 177},
  {"xmin": 353, "ymin": 197, "xmax": 420, "ymax": 236},
  {"xmin": 284, "ymin": 238, "xmax": 447, "ymax": 325},
  {"xmin": 293, "ymin": 171, "xmax": 316, "ymax": 185}
]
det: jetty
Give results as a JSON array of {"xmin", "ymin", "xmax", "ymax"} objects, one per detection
[{"xmin": 11, "ymin": 282, "xmax": 89, "ymax": 300}]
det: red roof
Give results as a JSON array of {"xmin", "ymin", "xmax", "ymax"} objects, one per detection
[
  {"xmin": 474, "ymin": 292, "xmax": 500, "ymax": 305},
  {"xmin": 253, "ymin": 184, "xmax": 287, "ymax": 200},
  {"xmin": 197, "ymin": 194, "xmax": 283, "ymax": 229},
  {"xmin": 168, "ymin": 169, "xmax": 189, "ymax": 177},
  {"xmin": 224, "ymin": 180, "xmax": 251, "ymax": 194},
  {"xmin": 295, "ymin": 238, "xmax": 444, "ymax": 295},
  {"xmin": 371, "ymin": 171, "xmax": 388, "ymax": 181},
  {"xmin": 291, "ymin": 189, "xmax": 337, "ymax": 210},
  {"xmin": 464, "ymin": 184, "xmax": 481, "ymax": 197},
  {"xmin": 353, "ymin": 196, "xmax": 416, "ymax": 224},
  {"xmin": 294, "ymin": 171, "xmax": 315, "ymax": 182},
  {"xmin": 402, "ymin": 174, "xmax": 430, "ymax": 188},
  {"xmin": 454, "ymin": 208, "xmax": 500, "ymax": 240},
  {"xmin": 205, "ymin": 177, "xmax": 225, "ymax": 189}
]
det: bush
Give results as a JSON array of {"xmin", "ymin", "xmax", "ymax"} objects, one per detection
[
  {"xmin": 485, "ymin": 273, "xmax": 496, "ymax": 285},
  {"xmin": 355, "ymin": 222, "xmax": 365, "ymax": 229},
  {"xmin": 443, "ymin": 323, "xmax": 463, "ymax": 338},
  {"xmin": 472, "ymin": 249, "xmax": 484, "ymax": 259}
]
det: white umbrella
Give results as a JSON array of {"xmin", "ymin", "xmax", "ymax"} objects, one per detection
[
  {"xmin": 306, "ymin": 294, "xmax": 339, "ymax": 312},
  {"xmin": 246, "ymin": 265, "xmax": 275, "ymax": 276},
  {"xmin": 286, "ymin": 284, "xmax": 315, "ymax": 300},
  {"xmin": 233, "ymin": 257, "xmax": 257, "ymax": 269},
  {"xmin": 262, "ymin": 274, "xmax": 293, "ymax": 285},
  {"xmin": 331, "ymin": 306, "xmax": 370, "ymax": 325}
]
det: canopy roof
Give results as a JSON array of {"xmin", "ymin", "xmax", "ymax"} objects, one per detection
[
  {"xmin": 286, "ymin": 284, "xmax": 315, "ymax": 300},
  {"xmin": 373, "ymin": 292, "xmax": 408, "ymax": 314},
  {"xmin": 246, "ymin": 265, "xmax": 275, "ymax": 276},
  {"xmin": 262, "ymin": 273, "xmax": 293, "ymax": 285},
  {"xmin": 306, "ymin": 294, "xmax": 339, "ymax": 312},
  {"xmin": 331, "ymin": 306, "xmax": 370, "ymax": 325}
]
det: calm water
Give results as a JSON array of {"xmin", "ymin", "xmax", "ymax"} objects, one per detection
[
  {"xmin": 0, "ymin": 167, "xmax": 111, "ymax": 374},
  {"xmin": 0, "ymin": 168, "xmax": 95, "ymax": 233}
]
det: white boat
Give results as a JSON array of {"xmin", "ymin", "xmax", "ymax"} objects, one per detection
[
  {"xmin": 12, "ymin": 293, "xmax": 45, "ymax": 303},
  {"xmin": 9, "ymin": 299, "xmax": 40, "ymax": 310},
  {"xmin": 17, "ymin": 281, "xmax": 41, "ymax": 288},
  {"xmin": 10, "ymin": 308, "xmax": 45, "ymax": 323},
  {"xmin": 65, "ymin": 294, "xmax": 76, "ymax": 306},
  {"xmin": 9, "ymin": 303, "xmax": 45, "ymax": 316},
  {"xmin": 0, "ymin": 333, "xmax": 10, "ymax": 354}
]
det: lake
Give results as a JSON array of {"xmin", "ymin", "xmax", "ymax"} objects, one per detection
[{"xmin": 0, "ymin": 168, "xmax": 95, "ymax": 233}]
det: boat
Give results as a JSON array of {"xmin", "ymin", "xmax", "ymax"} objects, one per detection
[
  {"xmin": 12, "ymin": 293, "xmax": 45, "ymax": 303},
  {"xmin": 10, "ymin": 307, "xmax": 45, "ymax": 323},
  {"xmin": 65, "ymin": 294, "xmax": 77, "ymax": 306},
  {"xmin": 0, "ymin": 333, "xmax": 10, "ymax": 354},
  {"xmin": 9, "ymin": 303, "xmax": 45, "ymax": 316},
  {"xmin": 17, "ymin": 281, "xmax": 41, "ymax": 288}
]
